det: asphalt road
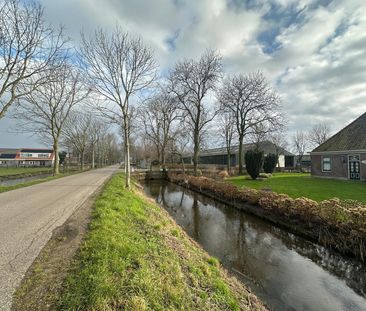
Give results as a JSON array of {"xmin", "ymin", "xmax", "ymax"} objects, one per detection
[{"xmin": 0, "ymin": 166, "xmax": 119, "ymax": 311}]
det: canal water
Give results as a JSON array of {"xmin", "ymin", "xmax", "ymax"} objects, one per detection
[
  {"xmin": 143, "ymin": 181, "xmax": 366, "ymax": 311},
  {"xmin": 0, "ymin": 174, "xmax": 51, "ymax": 186}
]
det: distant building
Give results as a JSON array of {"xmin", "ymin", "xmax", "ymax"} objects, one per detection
[
  {"xmin": 310, "ymin": 112, "xmax": 366, "ymax": 181},
  {"xmin": 182, "ymin": 141, "xmax": 294, "ymax": 169},
  {"xmin": 0, "ymin": 148, "xmax": 55, "ymax": 167},
  {"xmin": 294, "ymin": 154, "xmax": 312, "ymax": 171}
]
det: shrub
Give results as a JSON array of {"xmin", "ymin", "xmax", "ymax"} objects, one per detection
[
  {"xmin": 263, "ymin": 153, "xmax": 278, "ymax": 174},
  {"xmin": 218, "ymin": 170, "xmax": 229, "ymax": 179},
  {"xmin": 245, "ymin": 149, "xmax": 264, "ymax": 180}
]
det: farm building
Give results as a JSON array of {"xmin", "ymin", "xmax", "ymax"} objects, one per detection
[
  {"xmin": 310, "ymin": 112, "xmax": 366, "ymax": 181},
  {"xmin": 182, "ymin": 141, "xmax": 294, "ymax": 169},
  {"xmin": 0, "ymin": 148, "xmax": 55, "ymax": 167}
]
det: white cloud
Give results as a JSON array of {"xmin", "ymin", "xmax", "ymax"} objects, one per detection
[{"xmin": 1, "ymin": 0, "xmax": 366, "ymax": 148}]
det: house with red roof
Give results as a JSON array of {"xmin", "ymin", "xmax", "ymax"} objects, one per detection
[{"xmin": 0, "ymin": 148, "xmax": 55, "ymax": 167}]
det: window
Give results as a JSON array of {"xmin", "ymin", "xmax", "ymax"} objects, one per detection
[{"xmin": 322, "ymin": 156, "xmax": 331, "ymax": 172}]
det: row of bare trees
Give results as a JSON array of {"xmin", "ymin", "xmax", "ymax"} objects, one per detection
[
  {"xmin": 0, "ymin": 0, "xmax": 286, "ymax": 187},
  {"xmin": 292, "ymin": 123, "xmax": 331, "ymax": 168},
  {"xmin": 138, "ymin": 54, "xmax": 284, "ymax": 175}
]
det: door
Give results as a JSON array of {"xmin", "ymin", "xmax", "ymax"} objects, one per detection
[{"xmin": 349, "ymin": 155, "xmax": 360, "ymax": 180}]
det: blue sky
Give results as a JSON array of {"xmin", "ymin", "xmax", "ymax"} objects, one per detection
[{"xmin": 1, "ymin": 0, "xmax": 365, "ymax": 149}]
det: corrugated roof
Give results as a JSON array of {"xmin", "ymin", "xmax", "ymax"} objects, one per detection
[
  {"xmin": 312, "ymin": 113, "xmax": 366, "ymax": 152},
  {"xmin": 184, "ymin": 141, "xmax": 293, "ymax": 157}
]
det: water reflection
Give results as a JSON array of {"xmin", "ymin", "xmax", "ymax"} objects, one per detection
[{"xmin": 144, "ymin": 181, "xmax": 366, "ymax": 311}]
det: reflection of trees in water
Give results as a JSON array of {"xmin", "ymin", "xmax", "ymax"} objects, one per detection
[
  {"xmin": 192, "ymin": 197, "xmax": 200, "ymax": 239},
  {"xmin": 144, "ymin": 181, "xmax": 366, "ymax": 298},
  {"xmin": 280, "ymin": 236, "xmax": 366, "ymax": 297}
]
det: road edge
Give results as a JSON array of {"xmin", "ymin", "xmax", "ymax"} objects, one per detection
[{"xmin": 10, "ymin": 174, "xmax": 113, "ymax": 311}]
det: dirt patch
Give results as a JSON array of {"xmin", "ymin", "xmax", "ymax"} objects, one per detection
[{"xmin": 11, "ymin": 187, "xmax": 103, "ymax": 311}]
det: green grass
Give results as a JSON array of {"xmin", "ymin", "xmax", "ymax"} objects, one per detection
[
  {"xmin": 0, "ymin": 167, "xmax": 52, "ymax": 177},
  {"xmin": 227, "ymin": 173, "xmax": 366, "ymax": 203},
  {"xmin": 0, "ymin": 170, "xmax": 86, "ymax": 193},
  {"xmin": 59, "ymin": 174, "xmax": 264, "ymax": 311}
]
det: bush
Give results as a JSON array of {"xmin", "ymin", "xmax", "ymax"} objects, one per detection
[
  {"xmin": 245, "ymin": 149, "xmax": 264, "ymax": 180},
  {"xmin": 218, "ymin": 170, "xmax": 229, "ymax": 179},
  {"xmin": 263, "ymin": 153, "xmax": 278, "ymax": 174}
]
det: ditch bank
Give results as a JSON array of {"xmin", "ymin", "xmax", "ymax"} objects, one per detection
[
  {"xmin": 0, "ymin": 170, "xmax": 52, "ymax": 181},
  {"xmin": 55, "ymin": 174, "xmax": 266, "ymax": 310},
  {"xmin": 168, "ymin": 173, "xmax": 366, "ymax": 262}
]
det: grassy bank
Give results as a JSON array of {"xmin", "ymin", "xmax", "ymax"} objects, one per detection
[
  {"xmin": 0, "ymin": 170, "xmax": 88, "ymax": 194},
  {"xmin": 169, "ymin": 173, "xmax": 366, "ymax": 261},
  {"xmin": 0, "ymin": 174, "xmax": 63, "ymax": 193},
  {"xmin": 0, "ymin": 167, "xmax": 52, "ymax": 178},
  {"xmin": 228, "ymin": 173, "xmax": 366, "ymax": 203},
  {"xmin": 59, "ymin": 174, "xmax": 265, "ymax": 310}
]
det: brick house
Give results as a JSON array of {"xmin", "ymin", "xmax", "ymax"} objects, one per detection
[
  {"xmin": 0, "ymin": 148, "xmax": 55, "ymax": 167},
  {"xmin": 310, "ymin": 113, "xmax": 366, "ymax": 181}
]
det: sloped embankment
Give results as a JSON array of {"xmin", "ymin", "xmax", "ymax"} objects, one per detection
[
  {"xmin": 168, "ymin": 173, "xmax": 366, "ymax": 262},
  {"xmin": 59, "ymin": 174, "xmax": 266, "ymax": 310}
]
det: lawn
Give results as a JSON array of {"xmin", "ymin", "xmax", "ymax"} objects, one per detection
[
  {"xmin": 59, "ymin": 174, "xmax": 264, "ymax": 310},
  {"xmin": 227, "ymin": 173, "xmax": 366, "ymax": 203},
  {"xmin": 0, "ymin": 167, "xmax": 51, "ymax": 177}
]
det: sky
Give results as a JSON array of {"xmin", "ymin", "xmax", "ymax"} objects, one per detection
[{"xmin": 1, "ymin": 0, "xmax": 365, "ymax": 149}]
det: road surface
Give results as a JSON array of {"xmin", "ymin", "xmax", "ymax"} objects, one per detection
[{"xmin": 0, "ymin": 166, "xmax": 119, "ymax": 311}]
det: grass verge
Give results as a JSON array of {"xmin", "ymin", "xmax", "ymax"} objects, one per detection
[
  {"xmin": 228, "ymin": 173, "xmax": 366, "ymax": 202},
  {"xmin": 0, "ymin": 170, "xmax": 87, "ymax": 193},
  {"xmin": 0, "ymin": 167, "xmax": 52, "ymax": 177},
  {"xmin": 59, "ymin": 174, "xmax": 265, "ymax": 310}
]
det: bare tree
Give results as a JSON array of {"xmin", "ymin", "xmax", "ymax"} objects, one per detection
[
  {"xmin": 293, "ymin": 130, "xmax": 308, "ymax": 170},
  {"xmin": 80, "ymin": 27, "xmax": 157, "ymax": 188},
  {"xmin": 249, "ymin": 123, "xmax": 269, "ymax": 149},
  {"xmin": 169, "ymin": 49, "xmax": 222, "ymax": 175},
  {"xmin": 169, "ymin": 130, "xmax": 191, "ymax": 173},
  {"xmin": 88, "ymin": 117, "xmax": 108, "ymax": 169},
  {"xmin": 139, "ymin": 90, "xmax": 180, "ymax": 168},
  {"xmin": 219, "ymin": 72, "xmax": 283, "ymax": 175},
  {"xmin": 63, "ymin": 111, "xmax": 93, "ymax": 170},
  {"xmin": 218, "ymin": 111, "xmax": 236, "ymax": 172},
  {"xmin": 0, "ymin": 0, "xmax": 65, "ymax": 119},
  {"xmin": 14, "ymin": 63, "xmax": 90, "ymax": 175},
  {"xmin": 308, "ymin": 122, "xmax": 331, "ymax": 148}
]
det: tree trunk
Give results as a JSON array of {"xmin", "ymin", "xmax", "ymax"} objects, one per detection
[
  {"xmin": 80, "ymin": 151, "xmax": 84, "ymax": 171},
  {"xmin": 193, "ymin": 129, "xmax": 199, "ymax": 176},
  {"xmin": 92, "ymin": 144, "xmax": 95, "ymax": 169},
  {"xmin": 227, "ymin": 150, "xmax": 231, "ymax": 172},
  {"xmin": 156, "ymin": 146, "xmax": 160, "ymax": 169},
  {"xmin": 53, "ymin": 139, "xmax": 59, "ymax": 176},
  {"xmin": 123, "ymin": 114, "xmax": 131, "ymax": 189},
  {"xmin": 238, "ymin": 135, "xmax": 244, "ymax": 175},
  {"xmin": 161, "ymin": 148, "xmax": 166, "ymax": 171}
]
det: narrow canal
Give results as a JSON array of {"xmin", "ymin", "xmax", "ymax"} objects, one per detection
[
  {"xmin": 0, "ymin": 174, "xmax": 51, "ymax": 186},
  {"xmin": 143, "ymin": 181, "xmax": 366, "ymax": 311}
]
